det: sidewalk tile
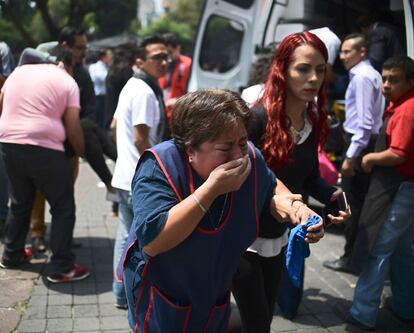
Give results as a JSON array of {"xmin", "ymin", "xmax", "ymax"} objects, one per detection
[
  {"xmin": 17, "ymin": 319, "xmax": 46, "ymax": 332},
  {"xmin": 74, "ymin": 304, "xmax": 99, "ymax": 317},
  {"xmin": 48, "ymin": 293, "xmax": 72, "ymax": 305},
  {"xmin": 47, "ymin": 305, "xmax": 72, "ymax": 318},
  {"xmin": 47, "ymin": 318, "xmax": 73, "ymax": 332},
  {"xmin": 100, "ymin": 315, "xmax": 130, "ymax": 330},
  {"xmin": 74, "ymin": 317, "xmax": 100, "ymax": 331}
]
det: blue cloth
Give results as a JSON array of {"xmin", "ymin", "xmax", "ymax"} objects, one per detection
[{"xmin": 285, "ymin": 215, "xmax": 321, "ymax": 288}]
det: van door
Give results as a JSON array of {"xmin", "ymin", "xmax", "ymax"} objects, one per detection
[
  {"xmin": 187, "ymin": 0, "xmax": 270, "ymax": 92},
  {"xmin": 403, "ymin": 0, "xmax": 414, "ymax": 57}
]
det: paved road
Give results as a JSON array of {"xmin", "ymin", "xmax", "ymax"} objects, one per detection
[{"xmin": 0, "ymin": 161, "xmax": 413, "ymax": 332}]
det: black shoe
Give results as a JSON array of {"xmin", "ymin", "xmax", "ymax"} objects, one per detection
[
  {"xmin": 0, "ymin": 248, "xmax": 33, "ymax": 269},
  {"xmin": 323, "ymin": 257, "xmax": 355, "ymax": 273},
  {"xmin": 382, "ymin": 296, "xmax": 414, "ymax": 324},
  {"xmin": 31, "ymin": 236, "xmax": 47, "ymax": 253},
  {"xmin": 333, "ymin": 303, "xmax": 375, "ymax": 331}
]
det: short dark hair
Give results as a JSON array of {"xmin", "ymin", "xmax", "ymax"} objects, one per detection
[
  {"xmin": 171, "ymin": 89, "xmax": 250, "ymax": 150},
  {"xmin": 58, "ymin": 26, "xmax": 87, "ymax": 47},
  {"xmin": 382, "ymin": 55, "xmax": 414, "ymax": 80},
  {"xmin": 50, "ymin": 45, "xmax": 73, "ymax": 66},
  {"xmin": 342, "ymin": 33, "xmax": 368, "ymax": 52},
  {"xmin": 137, "ymin": 34, "xmax": 166, "ymax": 60},
  {"xmin": 163, "ymin": 33, "xmax": 179, "ymax": 48}
]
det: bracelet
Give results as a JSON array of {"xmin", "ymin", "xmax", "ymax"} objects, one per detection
[{"xmin": 192, "ymin": 193, "xmax": 207, "ymax": 214}]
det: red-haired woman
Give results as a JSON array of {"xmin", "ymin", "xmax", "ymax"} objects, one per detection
[{"xmin": 232, "ymin": 32, "xmax": 350, "ymax": 332}]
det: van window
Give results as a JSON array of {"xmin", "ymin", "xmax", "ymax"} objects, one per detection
[
  {"xmin": 223, "ymin": 0, "xmax": 253, "ymax": 9},
  {"xmin": 199, "ymin": 15, "xmax": 244, "ymax": 73}
]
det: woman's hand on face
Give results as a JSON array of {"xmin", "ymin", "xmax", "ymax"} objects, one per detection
[{"xmin": 206, "ymin": 155, "xmax": 251, "ymax": 196}]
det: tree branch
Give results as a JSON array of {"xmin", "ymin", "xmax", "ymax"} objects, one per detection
[{"xmin": 34, "ymin": 0, "xmax": 60, "ymax": 39}]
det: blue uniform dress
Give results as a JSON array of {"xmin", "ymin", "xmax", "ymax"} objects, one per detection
[{"xmin": 116, "ymin": 140, "xmax": 275, "ymax": 332}]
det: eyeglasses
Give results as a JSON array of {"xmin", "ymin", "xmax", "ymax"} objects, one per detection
[{"xmin": 148, "ymin": 53, "xmax": 171, "ymax": 63}]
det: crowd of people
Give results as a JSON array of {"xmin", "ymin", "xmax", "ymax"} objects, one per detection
[{"xmin": 0, "ymin": 12, "xmax": 413, "ymax": 332}]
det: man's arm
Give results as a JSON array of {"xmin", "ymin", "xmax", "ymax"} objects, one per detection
[
  {"xmin": 63, "ymin": 107, "xmax": 85, "ymax": 157},
  {"xmin": 362, "ymin": 148, "xmax": 407, "ymax": 172},
  {"xmin": 133, "ymin": 124, "xmax": 151, "ymax": 155}
]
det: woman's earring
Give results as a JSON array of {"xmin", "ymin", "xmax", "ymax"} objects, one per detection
[{"xmin": 189, "ymin": 156, "xmax": 193, "ymax": 163}]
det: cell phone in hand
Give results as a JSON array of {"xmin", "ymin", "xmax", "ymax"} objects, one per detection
[{"xmin": 322, "ymin": 192, "xmax": 349, "ymax": 226}]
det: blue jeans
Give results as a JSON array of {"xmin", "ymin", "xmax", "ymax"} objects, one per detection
[
  {"xmin": 0, "ymin": 153, "xmax": 9, "ymax": 220},
  {"xmin": 351, "ymin": 181, "xmax": 414, "ymax": 327},
  {"xmin": 113, "ymin": 189, "xmax": 133, "ymax": 306}
]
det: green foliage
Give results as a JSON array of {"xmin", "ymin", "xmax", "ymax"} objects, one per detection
[
  {"xmin": 137, "ymin": 0, "xmax": 204, "ymax": 55},
  {"xmin": 0, "ymin": 0, "xmax": 138, "ymax": 53},
  {"xmin": 0, "ymin": 20, "xmax": 23, "ymax": 51},
  {"xmin": 139, "ymin": 16, "xmax": 193, "ymax": 54},
  {"xmin": 94, "ymin": 0, "xmax": 137, "ymax": 38}
]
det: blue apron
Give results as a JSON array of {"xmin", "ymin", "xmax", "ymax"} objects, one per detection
[{"xmin": 117, "ymin": 141, "xmax": 259, "ymax": 332}]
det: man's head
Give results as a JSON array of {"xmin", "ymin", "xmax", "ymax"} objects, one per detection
[
  {"xmin": 356, "ymin": 15, "xmax": 375, "ymax": 37},
  {"xmin": 136, "ymin": 34, "xmax": 169, "ymax": 80},
  {"xmin": 381, "ymin": 56, "xmax": 414, "ymax": 102},
  {"xmin": 58, "ymin": 26, "xmax": 88, "ymax": 65},
  {"xmin": 340, "ymin": 33, "xmax": 367, "ymax": 71},
  {"xmin": 163, "ymin": 33, "xmax": 181, "ymax": 62},
  {"xmin": 50, "ymin": 45, "xmax": 74, "ymax": 75},
  {"xmin": 99, "ymin": 48, "xmax": 113, "ymax": 66}
]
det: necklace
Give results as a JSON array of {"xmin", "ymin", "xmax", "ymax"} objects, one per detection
[{"xmin": 207, "ymin": 193, "xmax": 229, "ymax": 230}]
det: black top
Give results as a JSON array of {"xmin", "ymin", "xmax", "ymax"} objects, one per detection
[{"xmin": 249, "ymin": 104, "xmax": 335, "ymax": 238}]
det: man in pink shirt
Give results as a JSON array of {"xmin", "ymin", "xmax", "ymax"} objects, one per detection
[{"xmin": 0, "ymin": 48, "xmax": 90, "ymax": 283}]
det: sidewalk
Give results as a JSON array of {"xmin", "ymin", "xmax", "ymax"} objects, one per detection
[{"xmin": 1, "ymin": 161, "xmax": 413, "ymax": 333}]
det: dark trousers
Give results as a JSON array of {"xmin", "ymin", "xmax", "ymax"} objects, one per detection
[
  {"xmin": 0, "ymin": 143, "xmax": 75, "ymax": 275},
  {"xmin": 95, "ymin": 95, "xmax": 106, "ymax": 129},
  {"xmin": 232, "ymin": 251, "xmax": 284, "ymax": 333},
  {"xmin": 81, "ymin": 118, "xmax": 117, "ymax": 185},
  {"xmin": 341, "ymin": 133, "xmax": 375, "ymax": 259}
]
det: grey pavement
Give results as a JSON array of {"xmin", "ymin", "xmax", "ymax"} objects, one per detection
[{"xmin": 1, "ymin": 161, "xmax": 413, "ymax": 333}]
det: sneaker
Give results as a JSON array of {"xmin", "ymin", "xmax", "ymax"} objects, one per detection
[
  {"xmin": 0, "ymin": 248, "xmax": 33, "ymax": 269},
  {"xmin": 31, "ymin": 236, "xmax": 47, "ymax": 253},
  {"xmin": 114, "ymin": 303, "xmax": 128, "ymax": 310},
  {"xmin": 46, "ymin": 263, "xmax": 90, "ymax": 283}
]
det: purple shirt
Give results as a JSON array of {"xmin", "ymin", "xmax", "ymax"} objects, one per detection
[{"xmin": 343, "ymin": 60, "xmax": 385, "ymax": 159}]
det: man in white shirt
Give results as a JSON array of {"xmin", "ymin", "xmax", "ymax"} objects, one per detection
[
  {"xmin": 89, "ymin": 48, "xmax": 113, "ymax": 128},
  {"xmin": 111, "ymin": 34, "xmax": 169, "ymax": 309}
]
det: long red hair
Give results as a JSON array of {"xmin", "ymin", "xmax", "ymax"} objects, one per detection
[{"xmin": 258, "ymin": 32, "xmax": 329, "ymax": 170}]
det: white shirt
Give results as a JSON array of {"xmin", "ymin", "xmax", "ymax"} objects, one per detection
[
  {"xmin": 241, "ymin": 84, "xmax": 264, "ymax": 106},
  {"xmin": 88, "ymin": 60, "xmax": 108, "ymax": 96},
  {"xmin": 111, "ymin": 77, "xmax": 162, "ymax": 191}
]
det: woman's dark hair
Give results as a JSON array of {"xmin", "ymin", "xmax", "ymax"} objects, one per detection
[
  {"xmin": 259, "ymin": 31, "xmax": 329, "ymax": 170},
  {"xmin": 382, "ymin": 55, "xmax": 414, "ymax": 80},
  {"xmin": 171, "ymin": 89, "xmax": 250, "ymax": 150}
]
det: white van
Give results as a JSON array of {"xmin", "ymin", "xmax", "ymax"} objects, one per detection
[{"xmin": 188, "ymin": 0, "xmax": 414, "ymax": 92}]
